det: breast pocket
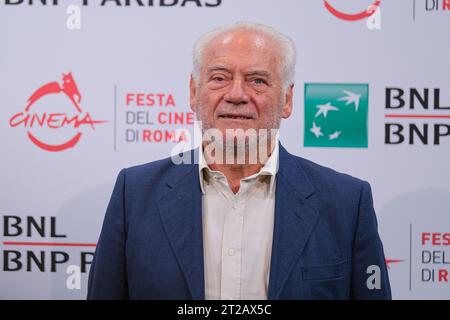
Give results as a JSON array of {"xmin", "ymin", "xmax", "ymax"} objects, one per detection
[{"xmin": 301, "ymin": 260, "xmax": 348, "ymax": 281}]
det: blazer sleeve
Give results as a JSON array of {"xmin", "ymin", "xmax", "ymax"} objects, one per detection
[
  {"xmin": 350, "ymin": 181, "xmax": 392, "ymax": 299},
  {"xmin": 87, "ymin": 169, "xmax": 129, "ymax": 299}
]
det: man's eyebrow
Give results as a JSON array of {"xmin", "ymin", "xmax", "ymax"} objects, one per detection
[
  {"xmin": 206, "ymin": 66, "xmax": 231, "ymax": 74},
  {"xmin": 245, "ymin": 70, "xmax": 272, "ymax": 78},
  {"xmin": 205, "ymin": 67, "xmax": 272, "ymax": 78}
]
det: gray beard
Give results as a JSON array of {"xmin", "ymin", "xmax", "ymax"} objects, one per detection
[
  {"xmin": 201, "ymin": 127, "xmax": 279, "ymax": 165},
  {"xmin": 195, "ymin": 103, "xmax": 282, "ymax": 164}
]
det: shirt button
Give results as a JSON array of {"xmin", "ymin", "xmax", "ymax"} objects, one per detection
[{"xmin": 228, "ymin": 248, "xmax": 235, "ymax": 256}]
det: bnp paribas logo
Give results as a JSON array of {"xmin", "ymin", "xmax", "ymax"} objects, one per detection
[{"xmin": 304, "ymin": 83, "xmax": 369, "ymax": 148}]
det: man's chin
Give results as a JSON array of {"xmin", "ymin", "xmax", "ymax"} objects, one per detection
[{"xmin": 216, "ymin": 124, "xmax": 256, "ymax": 134}]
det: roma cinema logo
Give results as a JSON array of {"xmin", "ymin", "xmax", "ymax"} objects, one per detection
[{"xmin": 9, "ymin": 73, "xmax": 107, "ymax": 152}]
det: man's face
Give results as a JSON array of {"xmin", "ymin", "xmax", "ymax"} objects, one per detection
[{"xmin": 190, "ymin": 30, "xmax": 293, "ymax": 140}]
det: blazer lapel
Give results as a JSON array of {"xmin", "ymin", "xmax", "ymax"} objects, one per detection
[
  {"xmin": 268, "ymin": 145, "xmax": 319, "ymax": 299},
  {"xmin": 157, "ymin": 150, "xmax": 205, "ymax": 300}
]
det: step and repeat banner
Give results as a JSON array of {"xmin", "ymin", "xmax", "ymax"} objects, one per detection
[{"xmin": 0, "ymin": 0, "xmax": 449, "ymax": 299}]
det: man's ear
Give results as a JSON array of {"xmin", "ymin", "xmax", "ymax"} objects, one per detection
[
  {"xmin": 281, "ymin": 84, "xmax": 294, "ymax": 119},
  {"xmin": 189, "ymin": 75, "xmax": 197, "ymax": 112}
]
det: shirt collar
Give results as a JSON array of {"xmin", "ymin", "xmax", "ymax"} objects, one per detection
[{"xmin": 199, "ymin": 137, "xmax": 280, "ymax": 195}]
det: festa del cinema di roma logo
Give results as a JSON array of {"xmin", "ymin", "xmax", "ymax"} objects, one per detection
[{"xmin": 9, "ymin": 72, "xmax": 107, "ymax": 152}]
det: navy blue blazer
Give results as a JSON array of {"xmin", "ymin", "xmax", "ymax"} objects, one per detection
[{"xmin": 87, "ymin": 145, "xmax": 391, "ymax": 299}]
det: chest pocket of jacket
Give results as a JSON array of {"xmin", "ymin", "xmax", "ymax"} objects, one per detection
[{"xmin": 301, "ymin": 260, "xmax": 347, "ymax": 281}]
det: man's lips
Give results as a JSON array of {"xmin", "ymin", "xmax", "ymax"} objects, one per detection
[{"xmin": 218, "ymin": 113, "xmax": 255, "ymax": 120}]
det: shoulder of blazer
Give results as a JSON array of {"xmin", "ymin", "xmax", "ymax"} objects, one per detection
[
  {"xmin": 278, "ymin": 144, "xmax": 367, "ymax": 200},
  {"xmin": 119, "ymin": 149, "xmax": 199, "ymax": 194}
]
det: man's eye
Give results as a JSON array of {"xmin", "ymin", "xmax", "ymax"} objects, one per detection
[
  {"xmin": 252, "ymin": 78, "xmax": 267, "ymax": 85},
  {"xmin": 211, "ymin": 76, "xmax": 225, "ymax": 82}
]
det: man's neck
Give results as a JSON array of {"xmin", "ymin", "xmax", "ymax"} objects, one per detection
[
  {"xmin": 203, "ymin": 141, "xmax": 276, "ymax": 194},
  {"xmin": 208, "ymin": 162, "xmax": 263, "ymax": 194}
]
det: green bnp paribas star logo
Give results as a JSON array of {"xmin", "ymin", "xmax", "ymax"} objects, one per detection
[{"xmin": 304, "ymin": 83, "xmax": 369, "ymax": 148}]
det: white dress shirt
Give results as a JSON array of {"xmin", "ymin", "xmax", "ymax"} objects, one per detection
[{"xmin": 199, "ymin": 142, "xmax": 279, "ymax": 300}]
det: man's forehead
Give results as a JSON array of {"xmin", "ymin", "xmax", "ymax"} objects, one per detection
[
  {"xmin": 209, "ymin": 29, "xmax": 274, "ymax": 50},
  {"xmin": 202, "ymin": 31, "xmax": 280, "ymax": 69}
]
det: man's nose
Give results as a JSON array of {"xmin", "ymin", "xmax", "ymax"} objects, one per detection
[{"xmin": 224, "ymin": 79, "xmax": 250, "ymax": 105}]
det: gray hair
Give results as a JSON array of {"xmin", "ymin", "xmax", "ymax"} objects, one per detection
[{"xmin": 192, "ymin": 21, "xmax": 297, "ymax": 92}]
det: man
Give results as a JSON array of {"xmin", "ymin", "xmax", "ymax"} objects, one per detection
[{"xmin": 87, "ymin": 22, "xmax": 391, "ymax": 299}]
